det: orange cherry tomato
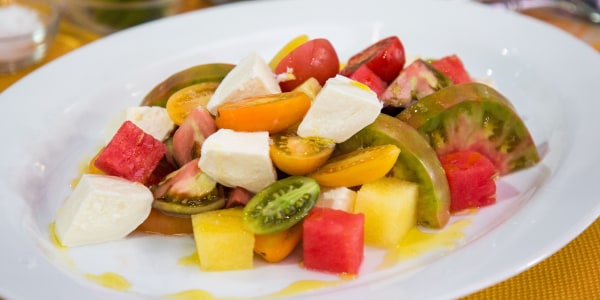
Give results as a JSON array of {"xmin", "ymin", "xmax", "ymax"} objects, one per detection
[
  {"xmin": 270, "ymin": 131, "xmax": 335, "ymax": 175},
  {"xmin": 215, "ymin": 91, "xmax": 311, "ymax": 134},
  {"xmin": 88, "ymin": 148, "xmax": 105, "ymax": 175},
  {"xmin": 135, "ymin": 208, "xmax": 193, "ymax": 235},
  {"xmin": 254, "ymin": 222, "xmax": 303, "ymax": 263},
  {"xmin": 309, "ymin": 144, "xmax": 401, "ymax": 187}
]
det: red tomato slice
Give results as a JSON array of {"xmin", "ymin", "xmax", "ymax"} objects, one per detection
[
  {"xmin": 340, "ymin": 36, "xmax": 406, "ymax": 83},
  {"xmin": 348, "ymin": 64, "xmax": 388, "ymax": 97},
  {"xmin": 274, "ymin": 38, "xmax": 340, "ymax": 92},
  {"xmin": 430, "ymin": 54, "xmax": 471, "ymax": 84}
]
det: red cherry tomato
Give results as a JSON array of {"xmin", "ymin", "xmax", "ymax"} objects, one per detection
[
  {"xmin": 340, "ymin": 36, "xmax": 406, "ymax": 83},
  {"xmin": 274, "ymin": 38, "xmax": 340, "ymax": 92}
]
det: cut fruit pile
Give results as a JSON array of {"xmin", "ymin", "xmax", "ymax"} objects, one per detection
[{"xmin": 54, "ymin": 34, "xmax": 540, "ymax": 276}]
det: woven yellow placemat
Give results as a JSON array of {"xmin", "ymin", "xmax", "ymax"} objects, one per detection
[{"xmin": 464, "ymin": 217, "xmax": 600, "ymax": 299}]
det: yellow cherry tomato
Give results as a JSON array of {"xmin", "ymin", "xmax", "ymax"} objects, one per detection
[
  {"xmin": 215, "ymin": 91, "xmax": 311, "ymax": 134},
  {"xmin": 268, "ymin": 34, "xmax": 310, "ymax": 70},
  {"xmin": 309, "ymin": 144, "xmax": 401, "ymax": 187},
  {"xmin": 166, "ymin": 82, "xmax": 219, "ymax": 125},
  {"xmin": 270, "ymin": 131, "xmax": 335, "ymax": 175}
]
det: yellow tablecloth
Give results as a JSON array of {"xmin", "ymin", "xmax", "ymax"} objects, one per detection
[{"xmin": 1, "ymin": 3, "xmax": 598, "ymax": 300}]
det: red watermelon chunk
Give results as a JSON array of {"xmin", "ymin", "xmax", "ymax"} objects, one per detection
[
  {"xmin": 302, "ymin": 207, "xmax": 364, "ymax": 275},
  {"xmin": 348, "ymin": 64, "xmax": 388, "ymax": 97},
  {"xmin": 431, "ymin": 54, "xmax": 471, "ymax": 84},
  {"xmin": 94, "ymin": 121, "xmax": 167, "ymax": 185},
  {"xmin": 439, "ymin": 150, "xmax": 497, "ymax": 213}
]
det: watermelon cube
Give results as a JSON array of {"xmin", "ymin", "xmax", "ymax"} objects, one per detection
[
  {"xmin": 303, "ymin": 207, "xmax": 364, "ymax": 275},
  {"xmin": 348, "ymin": 65, "xmax": 388, "ymax": 97},
  {"xmin": 431, "ymin": 54, "xmax": 471, "ymax": 84},
  {"xmin": 94, "ymin": 121, "xmax": 167, "ymax": 185},
  {"xmin": 439, "ymin": 150, "xmax": 497, "ymax": 213}
]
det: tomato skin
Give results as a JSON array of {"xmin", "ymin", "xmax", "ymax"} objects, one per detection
[
  {"xmin": 340, "ymin": 36, "xmax": 406, "ymax": 83},
  {"xmin": 215, "ymin": 91, "xmax": 311, "ymax": 134},
  {"xmin": 274, "ymin": 38, "xmax": 340, "ymax": 92}
]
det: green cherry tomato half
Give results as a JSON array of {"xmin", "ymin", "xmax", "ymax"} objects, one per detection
[{"xmin": 242, "ymin": 176, "xmax": 320, "ymax": 234}]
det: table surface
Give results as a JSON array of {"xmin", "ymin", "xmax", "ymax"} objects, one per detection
[{"xmin": 1, "ymin": 1, "xmax": 598, "ymax": 299}]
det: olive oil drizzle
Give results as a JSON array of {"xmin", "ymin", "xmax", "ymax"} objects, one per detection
[
  {"xmin": 84, "ymin": 272, "xmax": 131, "ymax": 291},
  {"xmin": 380, "ymin": 219, "xmax": 472, "ymax": 269}
]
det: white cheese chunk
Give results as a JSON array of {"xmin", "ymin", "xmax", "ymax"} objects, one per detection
[
  {"xmin": 206, "ymin": 52, "xmax": 281, "ymax": 115},
  {"xmin": 103, "ymin": 106, "xmax": 175, "ymax": 143},
  {"xmin": 297, "ymin": 75, "xmax": 383, "ymax": 143},
  {"xmin": 199, "ymin": 129, "xmax": 276, "ymax": 193},
  {"xmin": 55, "ymin": 174, "xmax": 153, "ymax": 247},
  {"xmin": 315, "ymin": 186, "xmax": 357, "ymax": 213}
]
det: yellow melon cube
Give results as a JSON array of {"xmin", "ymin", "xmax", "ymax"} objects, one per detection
[
  {"xmin": 191, "ymin": 208, "xmax": 254, "ymax": 271},
  {"xmin": 354, "ymin": 177, "xmax": 418, "ymax": 248}
]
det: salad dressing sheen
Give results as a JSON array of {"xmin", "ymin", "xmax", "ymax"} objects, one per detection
[
  {"xmin": 380, "ymin": 219, "xmax": 472, "ymax": 268},
  {"xmin": 48, "ymin": 220, "xmax": 471, "ymax": 296},
  {"xmin": 84, "ymin": 272, "xmax": 131, "ymax": 291},
  {"xmin": 166, "ymin": 289, "xmax": 216, "ymax": 300},
  {"xmin": 178, "ymin": 250, "xmax": 200, "ymax": 266},
  {"xmin": 168, "ymin": 220, "xmax": 470, "ymax": 298}
]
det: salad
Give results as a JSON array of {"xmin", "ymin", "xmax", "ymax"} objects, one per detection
[{"xmin": 53, "ymin": 34, "xmax": 539, "ymax": 277}]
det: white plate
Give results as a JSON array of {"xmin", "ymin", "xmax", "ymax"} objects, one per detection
[{"xmin": 1, "ymin": 0, "xmax": 599, "ymax": 299}]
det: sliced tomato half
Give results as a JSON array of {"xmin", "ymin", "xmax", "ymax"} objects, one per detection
[
  {"xmin": 274, "ymin": 38, "xmax": 340, "ymax": 92},
  {"xmin": 340, "ymin": 36, "xmax": 406, "ymax": 83}
]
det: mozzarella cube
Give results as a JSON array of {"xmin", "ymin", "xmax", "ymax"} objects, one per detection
[
  {"xmin": 199, "ymin": 129, "xmax": 276, "ymax": 193},
  {"xmin": 297, "ymin": 75, "xmax": 383, "ymax": 143},
  {"xmin": 104, "ymin": 106, "xmax": 174, "ymax": 143},
  {"xmin": 206, "ymin": 52, "xmax": 281, "ymax": 115},
  {"xmin": 55, "ymin": 174, "xmax": 153, "ymax": 247},
  {"xmin": 315, "ymin": 186, "xmax": 357, "ymax": 213}
]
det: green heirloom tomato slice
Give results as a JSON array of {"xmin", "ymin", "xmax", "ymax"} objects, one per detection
[
  {"xmin": 141, "ymin": 63, "xmax": 234, "ymax": 107},
  {"xmin": 336, "ymin": 114, "xmax": 451, "ymax": 229},
  {"xmin": 243, "ymin": 176, "xmax": 319, "ymax": 234},
  {"xmin": 397, "ymin": 82, "xmax": 540, "ymax": 175}
]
